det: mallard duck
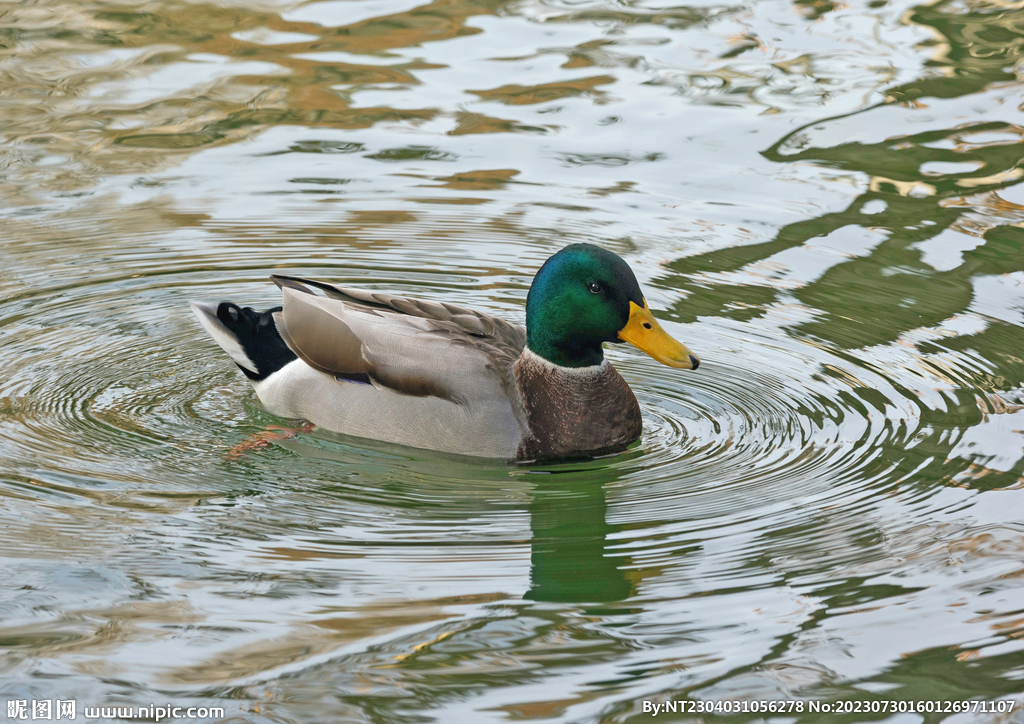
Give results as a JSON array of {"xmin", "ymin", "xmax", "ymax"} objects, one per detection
[{"xmin": 190, "ymin": 243, "xmax": 698, "ymax": 461}]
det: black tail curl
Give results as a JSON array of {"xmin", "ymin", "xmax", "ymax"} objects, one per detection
[{"xmin": 216, "ymin": 303, "xmax": 297, "ymax": 381}]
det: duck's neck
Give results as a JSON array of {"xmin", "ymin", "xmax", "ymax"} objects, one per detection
[
  {"xmin": 520, "ymin": 346, "xmax": 607, "ymax": 376},
  {"xmin": 524, "ymin": 334, "xmax": 605, "ymax": 368},
  {"xmin": 513, "ymin": 348, "xmax": 641, "ymax": 460}
]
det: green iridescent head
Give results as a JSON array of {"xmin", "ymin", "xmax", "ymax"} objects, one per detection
[{"xmin": 525, "ymin": 244, "xmax": 699, "ymax": 370}]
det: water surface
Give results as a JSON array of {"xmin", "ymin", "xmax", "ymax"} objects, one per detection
[{"xmin": 2, "ymin": 0, "xmax": 1024, "ymax": 721}]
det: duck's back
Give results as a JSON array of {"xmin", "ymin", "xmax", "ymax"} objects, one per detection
[{"xmin": 256, "ymin": 277, "xmax": 529, "ymax": 458}]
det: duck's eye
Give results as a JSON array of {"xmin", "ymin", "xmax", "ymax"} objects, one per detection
[{"xmin": 588, "ymin": 281, "xmax": 602, "ymax": 294}]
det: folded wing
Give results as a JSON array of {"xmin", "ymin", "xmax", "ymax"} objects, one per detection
[{"xmin": 271, "ymin": 276, "xmax": 526, "ymax": 405}]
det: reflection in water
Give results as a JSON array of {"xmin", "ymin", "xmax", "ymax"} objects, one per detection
[
  {"xmin": 526, "ymin": 467, "xmax": 634, "ymax": 604},
  {"xmin": 2, "ymin": 0, "xmax": 1024, "ymax": 719}
]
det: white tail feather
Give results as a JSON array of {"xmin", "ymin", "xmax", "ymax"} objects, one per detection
[{"xmin": 189, "ymin": 301, "xmax": 258, "ymax": 373}]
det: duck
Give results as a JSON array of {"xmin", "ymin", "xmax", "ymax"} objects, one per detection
[{"xmin": 190, "ymin": 243, "xmax": 699, "ymax": 461}]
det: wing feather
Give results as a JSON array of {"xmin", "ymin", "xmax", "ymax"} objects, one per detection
[{"xmin": 274, "ymin": 278, "xmax": 526, "ymax": 405}]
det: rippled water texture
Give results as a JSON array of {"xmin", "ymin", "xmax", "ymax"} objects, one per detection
[{"xmin": 3, "ymin": 0, "xmax": 1024, "ymax": 720}]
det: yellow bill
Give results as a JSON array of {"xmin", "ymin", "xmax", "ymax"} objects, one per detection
[{"xmin": 618, "ymin": 301, "xmax": 699, "ymax": 370}]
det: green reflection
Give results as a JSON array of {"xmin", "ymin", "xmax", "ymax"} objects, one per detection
[
  {"xmin": 525, "ymin": 465, "xmax": 633, "ymax": 604},
  {"xmin": 887, "ymin": 0, "xmax": 1024, "ymax": 104},
  {"xmin": 665, "ymin": 122, "xmax": 1024, "ymax": 350}
]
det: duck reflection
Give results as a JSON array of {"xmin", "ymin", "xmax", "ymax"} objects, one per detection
[
  {"xmin": 271, "ymin": 434, "xmax": 642, "ymax": 603},
  {"xmin": 524, "ymin": 464, "xmax": 633, "ymax": 604}
]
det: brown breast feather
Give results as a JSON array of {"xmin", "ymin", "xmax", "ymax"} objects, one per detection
[{"xmin": 513, "ymin": 353, "xmax": 642, "ymax": 461}]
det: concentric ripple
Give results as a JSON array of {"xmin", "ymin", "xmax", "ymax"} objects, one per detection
[{"xmin": 4, "ymin": 207, "xmax": 1023, "ymax": 721}]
